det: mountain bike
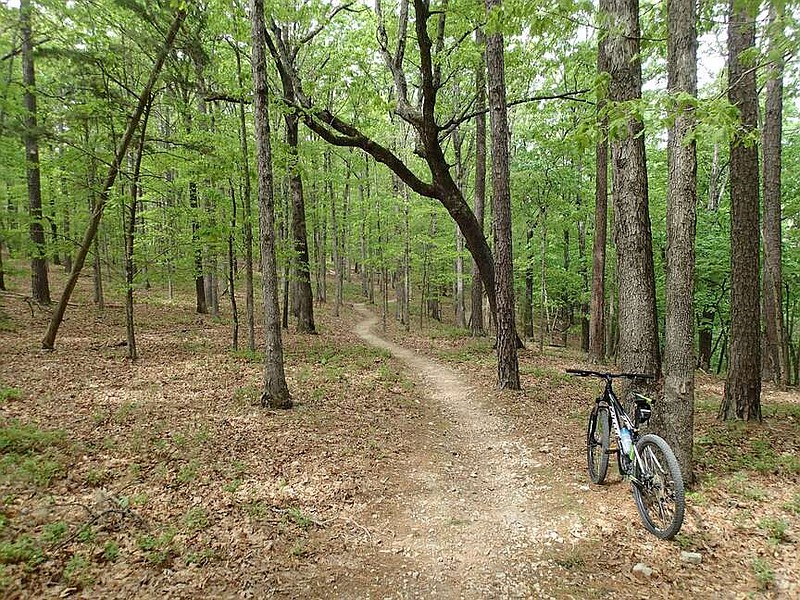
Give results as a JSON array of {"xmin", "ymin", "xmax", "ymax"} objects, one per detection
[{"xmin": 567, "ymin": 369, "xmax": 685, "ymax": 539}]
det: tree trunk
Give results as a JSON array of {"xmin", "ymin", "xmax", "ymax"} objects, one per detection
[
  {"xmin": 42, "ymin": 7, "xmax": 187, "ymax": 349},
  {"xmin": 228, "ymin": 184, "xmax": 239, "ymax": 351},
  {"xmin": 189, "ymin": 181, "xmax": 207, "ymax": 314},
  {"xmin": 232, "ymin": 44, "xmax": 256, "ymax": 352},
  {"xmin": 589, "ymin": 34, "xmax": 608, "ymax": 363},
  {"xmin": 285, "ymin": 113, "xmax": 316, "ymax": 333},
  {"xmin": 21, "ymin": 0, "xmax": 50, "ymax": 304},
  {"xmin": 720, "ymin": 0, "xmax": 761, "ymax": 421},
  {"xmin": 251, "ymin": 0, "xmax": 292, "ymax": 409},
  {"xmin": 485, "ymin": 0, "xmax": 520, "ymax": 390},
  {"xmin": 124, "ymin": 104, "xmax": 151, "ymax": 361},
  {"xmin": 452, "ymin": 127, "xmax": 466, "ymax": 329},
  {"xmin": 761, "ymin": 0, "xmax": 788, "ymax": 389},
  {"xmin": 697, "ymin": 307, "xmax": 715, "ymax": 371},
  {"xmin": 660, "ymin": 0, "xmax": 697, "ymax": 483},
  {"xmin": 603, "ymin": 0, "xmax": 660, "ymax": 378},
  {"xmin": 470, "ymin": 29, "xmax": 487, "ymax": 337}
]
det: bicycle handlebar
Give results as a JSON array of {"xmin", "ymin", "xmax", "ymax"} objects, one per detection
[{"xmin": 566, "ymin": 368, "xmax": 655, "ymax": 381}]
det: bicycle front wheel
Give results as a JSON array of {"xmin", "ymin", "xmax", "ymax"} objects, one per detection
[
  {"xmin": 587, "ymin": 405, "xmax": 610, "ymax": 484},
  {"xmin": 631, "ymin": 434, "xmax": 685, "ymax": 539}
]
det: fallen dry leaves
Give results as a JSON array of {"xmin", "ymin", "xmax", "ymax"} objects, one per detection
[{"xmin": 0, "ymin": 270, "xmax": 798, "ymax": 599}]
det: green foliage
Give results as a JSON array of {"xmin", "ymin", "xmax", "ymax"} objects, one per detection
[
  {"xmin": 758, "ymin": 517, "xmax": 790, "ymax": 544},
  {"xmin": 0, "ymin": 536, "xmax": 43, "ymax": 567},
  {"xmin": 751, "ymin": 557, "xmax": 775, "ymax": 590}
]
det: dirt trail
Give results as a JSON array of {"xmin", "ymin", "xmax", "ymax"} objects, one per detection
[{"xmin": 347, "ymin": 305, "xmax": 584, "ymax": 598}]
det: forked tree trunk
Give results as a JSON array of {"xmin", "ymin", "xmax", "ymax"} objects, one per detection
[
  {"xmin": 251, "ymin": 0, "xmax": 292, "ymax": 409},
  {"xmin": 720, "ymin": 0, "xmax": 761, "ymax": 421}
]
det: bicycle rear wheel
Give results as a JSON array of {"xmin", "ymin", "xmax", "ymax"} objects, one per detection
[
  {"xmin": 631, "ymin": 434, "xmax": 685, "ymax": 539},
  {"xmin": 587, "ymin": 405, "xmax": 610, "ymax": 484}
]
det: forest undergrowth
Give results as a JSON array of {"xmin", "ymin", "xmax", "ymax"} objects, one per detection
[{"xmin": 0, "ymin": 267, "xmax": 797, "ymax": 598}]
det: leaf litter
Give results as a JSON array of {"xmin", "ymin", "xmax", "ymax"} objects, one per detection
[{"xmin": 0, "ymin": 277, "xmax": 797, "ymax": 599}]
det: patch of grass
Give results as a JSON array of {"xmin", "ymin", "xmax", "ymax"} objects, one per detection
[
  {"xmin": 137, "ymin": 529, "xmax": 177, "ymax": 567},
  {"xmin": 102, "ymin": 541, "xmax": 119, "ymax": 562},
  {"xmin": 285, "ymin": 507, "xmax": 315, "ymax": 530},
  {"xmin": 233, "ymin": 385, "xmax": 260, "ymax": 406},
  {"xmin": 230, "ymin": 348, "xmax": 264, "ymax": 362},
  {"xmin": 0, "ymin": 454, "xmax": 63, "ymax": 486},
  {"xmin": 758, "ymin": 517, "xmax": 790, "ymax": 544},
  {"xmin": 85, "ymin": 468, "xmax": 112, "ymax": 486},
  {"xmin": 63, "ymin": 553, "xmax": 93, "ymax": 588},
  {"xmin": 0, "ymin": 420, "xmax": 63, "ymax": 454},
  {"xmin": 183, "ymin": 507, "xmax": 210, "ymax": 532},
  {"xmin": 185, "ymin": 548, "xmax": 216, "ymax": 565},
  {"xmin": 76, "ymin": 525, "xmax": 95, "ymax": 544},
  {"xmin": 177, "ymin": 460, "xmax": 200, "ymax": 484},
  {"xmin": 243, "ymin": 500, "xmax": 270, "ymax": 521},
  {"xmin": 782, "ymin": 493, "xmax": 800, "ymax": 515},
  {"xmin": 223, "ymin": 478, "xmax": 242, "ymax": 493},
  {"xmin": 113, "ymin": 401, "xmax": 139, "ymax": 423},
  {"xmin": 41, "ymin": 521, "xmax": 68, "ymax": 545},
  {"xmin": 289, "ymin": 539, "xmax": 309, "ymax": 558},
  {"xmin": 0, "ymin": 536, "xmax": 44, "ymax": 567},
  {"xmin": 0, "ymin": 386, "xmax": 21, "ymax": 403},
  {"xmin": 725, "ymin": 472, "xmax": 767, "ymax": 502},
  {"xmin": 685, "ymin": 489, "xmax": 709, "ymax": 506},
  {"xmin": 751, "ymin": 557, "xmax": 775, "ymax": 591}
]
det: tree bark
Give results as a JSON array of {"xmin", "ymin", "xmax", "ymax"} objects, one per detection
[
  {"xmin": 470, "ymin": 29, "xmax": 487, "ymax": 337},
  {"xmin": 589, "ymin": 34, "xmax": 608, "ymax": 363},
  {"xmin": 232, "ymin": 43, "xmax": 256, "ymax": 352},
  {"xmin": 720, "ymin": 0, "xmax": 761, "ymax": 421},
  {"xmin": 485, "ymin": 0, "xmax": 520, "ymax": 390},
  {"xmin": 286, "ymin": 112, "xmax": 316, "ymax": 333},
  {"xmin": 42, "ymin": 6, "xmax": 187, "ymax": 349},
  {"xmin": 761, "ymin": 0, "xmax": 788, "ymax": 389},
  {"xmin": 603, "ymin": 0, "xmax": 660, "ymax": 378},
  {"xmin": 21, "ymin": 0, "xmax": 50, "ymax": 304},
  {"xmin": 660, "ymin": 0, "xmax": 697, "ymax": 483},
  {"xmin": 251, "ymin": 0, "xmax": 292, "ymax": 409},
  {"xmin": 124, "ymin": 103, "xmax": 152, "ymax": 361}
]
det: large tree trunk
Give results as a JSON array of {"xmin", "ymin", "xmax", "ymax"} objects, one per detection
[
  {"xmin": 589, "ymin": 34, "xmax": 608, "ymax": 363},
  {"xmin": 720, "ymin": 0, "xmax": 761, "ymax": 421},
  {"xmin": 761, "ymin": 0, "xmax": 788, "ymax": 390},
  {"xmin": 660, "ymin": 0, "xmax": 697, "ymax": 483},
  {"xmin": 251, "ymin": 0, "xmax": 292, "ymax": 409},
  {"xmin": 42, "ymin": 7, "xmax": 187, "ymax": 349},
  {"xmin": 21, "ymin": 0, "xmax": 50, "ymax": 304},
  {"xmin": 603, "ymin": 0, "xmax": 660, "ymax": 378},
  {"xmin": 485, "ymin": 0, "xmax": 520, "ymax": 390},
  {"xmin": 470, "ymin": 29, "xmax": 487, "ymax": 337},
  {"xmin": 286, "ymin": 113, "xmax": 316, "ymax": 333}
]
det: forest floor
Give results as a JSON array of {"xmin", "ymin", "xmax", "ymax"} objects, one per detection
[{"xmin": 0, "ymin": 268, "xmax": 798, "ymax": 599}]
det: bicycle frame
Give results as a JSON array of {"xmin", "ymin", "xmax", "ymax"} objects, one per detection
[{"xmin": 596, "ymin": 377, "xmax": 640, "ymax": 476}]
